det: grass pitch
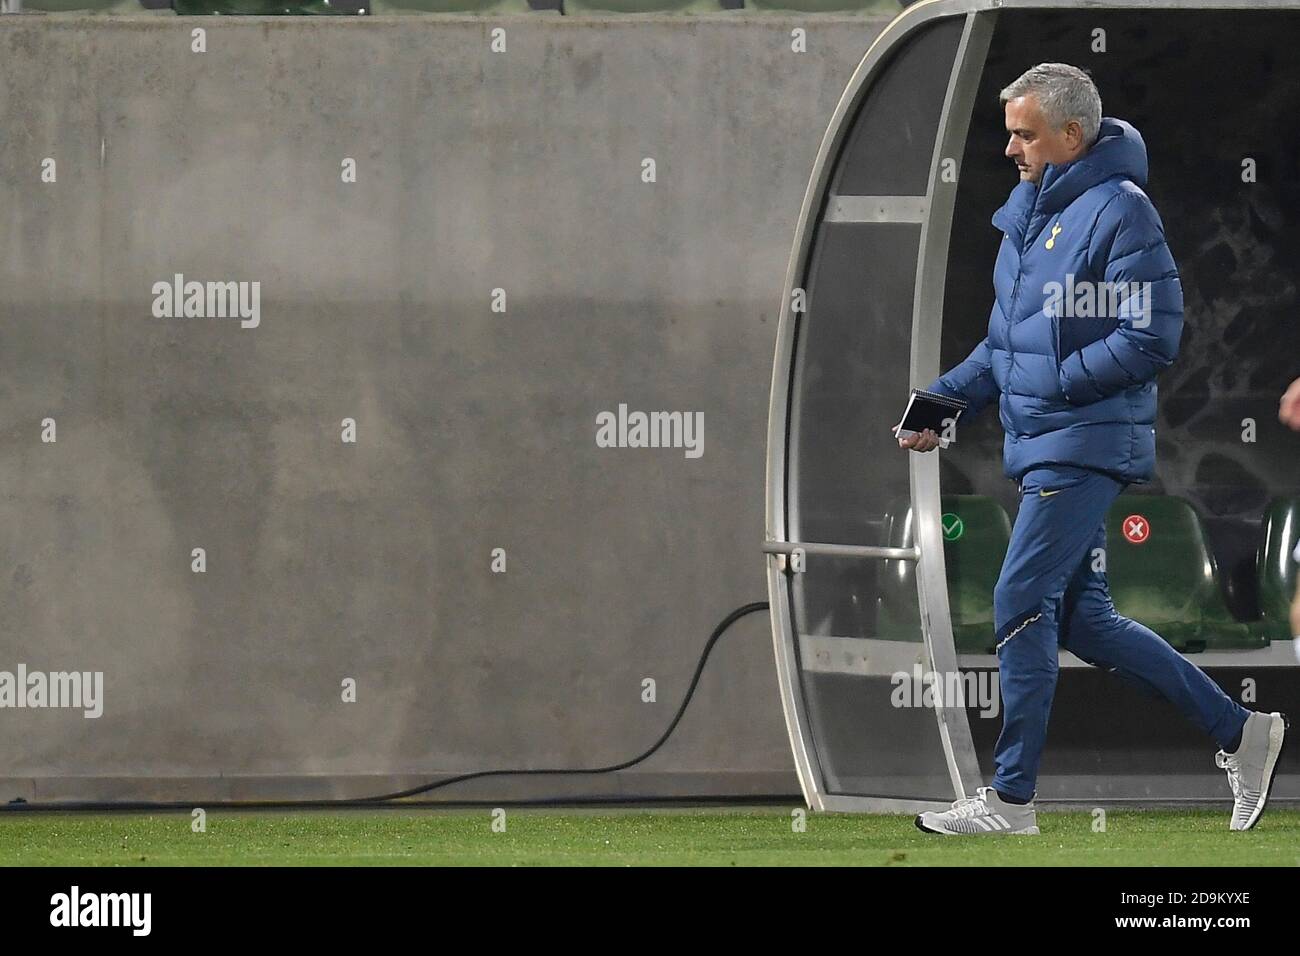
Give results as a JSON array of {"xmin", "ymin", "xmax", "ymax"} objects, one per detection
[{"xmin": 2, "ymin": 805, "xmax": 1298, "ymax": 866}]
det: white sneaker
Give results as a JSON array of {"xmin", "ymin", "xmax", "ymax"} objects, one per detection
[
  {"xmin": 1216, "ymin": 711, "xmax": 1287, "ymax": 831},
  {"xmin": 915, "ymin": 786, "xmax": 1040, "ymax": 836}
]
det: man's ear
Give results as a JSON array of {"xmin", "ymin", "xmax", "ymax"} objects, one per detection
[{"xmin": 1066, "ymin": 120, "xmax": 1086, "ymax": 153}]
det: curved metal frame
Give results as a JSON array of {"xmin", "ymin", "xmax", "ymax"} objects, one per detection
[{"xmin": 765, "ymin": 0, "xmax": 1300, "ymax": 813}]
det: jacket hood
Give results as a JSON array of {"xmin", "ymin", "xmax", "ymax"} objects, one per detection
[{"xmin": 992, "ymin": 116, "xmax": 1148, "ymax": 242}]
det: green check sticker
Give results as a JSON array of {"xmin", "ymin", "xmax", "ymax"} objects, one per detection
[{"xmin": 941, "ymin": 513, "xmax": 964, "ymax": 541}]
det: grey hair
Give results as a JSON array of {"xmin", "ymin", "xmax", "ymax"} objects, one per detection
[{"xmin": 1000, "ymin": 63, "xmax": 1102, "ymax": 146}]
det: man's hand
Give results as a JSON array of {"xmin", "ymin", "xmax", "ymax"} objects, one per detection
[
  {"xmin": 894, "ymin": 426, "xmax": 941, "ymax": 452},
  {"xmin": 1280, "ymin": 377, "xmax": 1300, "ymax": 431}
]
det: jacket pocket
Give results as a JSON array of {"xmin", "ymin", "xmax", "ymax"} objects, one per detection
[{"xmin": 1058, "ymin": 315, "xmax": 1119, "ymax": 358}]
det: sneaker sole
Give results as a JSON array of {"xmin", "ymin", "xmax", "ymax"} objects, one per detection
[
  {"xmin": 1238, "ymin": 712, "xmax": 1288, "ymax": 831},
  {"xmin": 914, "ymin": 815, "xmax": 1040, "ymax": 836}
]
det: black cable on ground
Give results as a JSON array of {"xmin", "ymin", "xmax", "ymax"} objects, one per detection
[{"xmin": 2, "ymin": 600, "xmax": 772, "ymax": 813}]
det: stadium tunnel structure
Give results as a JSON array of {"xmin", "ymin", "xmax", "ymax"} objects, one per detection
[{"xmin": 764, "ymin": 0, "xmax": 1300, "ymax": 811}]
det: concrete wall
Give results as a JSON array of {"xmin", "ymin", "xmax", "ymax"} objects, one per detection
[{"xmin": 0, "ymin": 15, "xmax": 889, "ymax": 802}]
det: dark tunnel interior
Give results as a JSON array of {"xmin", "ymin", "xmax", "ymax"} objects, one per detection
[{"xmin": 943, "ymin": 8, "xmax": 1300, "ymax": 623}]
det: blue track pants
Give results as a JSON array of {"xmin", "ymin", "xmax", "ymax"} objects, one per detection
[{"xmin": 990, "ymin": 465, "xmax": 1251, "ymax": 801}]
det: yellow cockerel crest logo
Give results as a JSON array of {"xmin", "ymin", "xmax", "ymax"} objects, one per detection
[{"xmin": 1045, "ymin": 221, "xmax": 1063, "ymax": 249}]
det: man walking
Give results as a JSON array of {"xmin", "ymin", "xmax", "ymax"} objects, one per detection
[{"xmin": 900, "ymin": 63, "xmax": 1286, "ymax": 835}]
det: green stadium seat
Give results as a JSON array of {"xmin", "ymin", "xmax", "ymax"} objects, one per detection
[
  {"xmin": 1105, "ymin": 495, "xmax": 1262, "ymax": 651},
  {"xmin": 1251, "ymin": 497, "xmax": 1300, "ymax": 643},
  {"xmin": 876, "ymin": 495, "xmax": 1009, "ymax": 652},
  {"xmin": 880, "ymin": 493, "xmax": 1263, "ymax": 654},
  {"xmin": 940, "ymin": 495, "xmax": 1010, "ymax": 654},
  {"xmin": 562, "ymin": 0, "xmax": 728, "ymax": 14},
  {"xmin": 743, "ymin": 0, "xmax": 900, "ymax": 14}
]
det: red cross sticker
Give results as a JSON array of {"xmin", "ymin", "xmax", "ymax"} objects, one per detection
[{"xmin": 1123, "ymin": 514, "xmax": 1150, "ymax": 544}]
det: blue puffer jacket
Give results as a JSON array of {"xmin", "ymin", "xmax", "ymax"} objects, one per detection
[{"xmin": 928, "ymin": 116, "xmax": 1183, "ymax": 484}]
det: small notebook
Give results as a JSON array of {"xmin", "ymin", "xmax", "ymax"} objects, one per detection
[{"xmin": 894, "ymin": 388, "xmax": 969, "ymax": 448}]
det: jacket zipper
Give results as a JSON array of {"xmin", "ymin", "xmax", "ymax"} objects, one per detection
[{"xmin": 1006, "ymin": 204, "xmax": 1034, "ymax": 437}]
